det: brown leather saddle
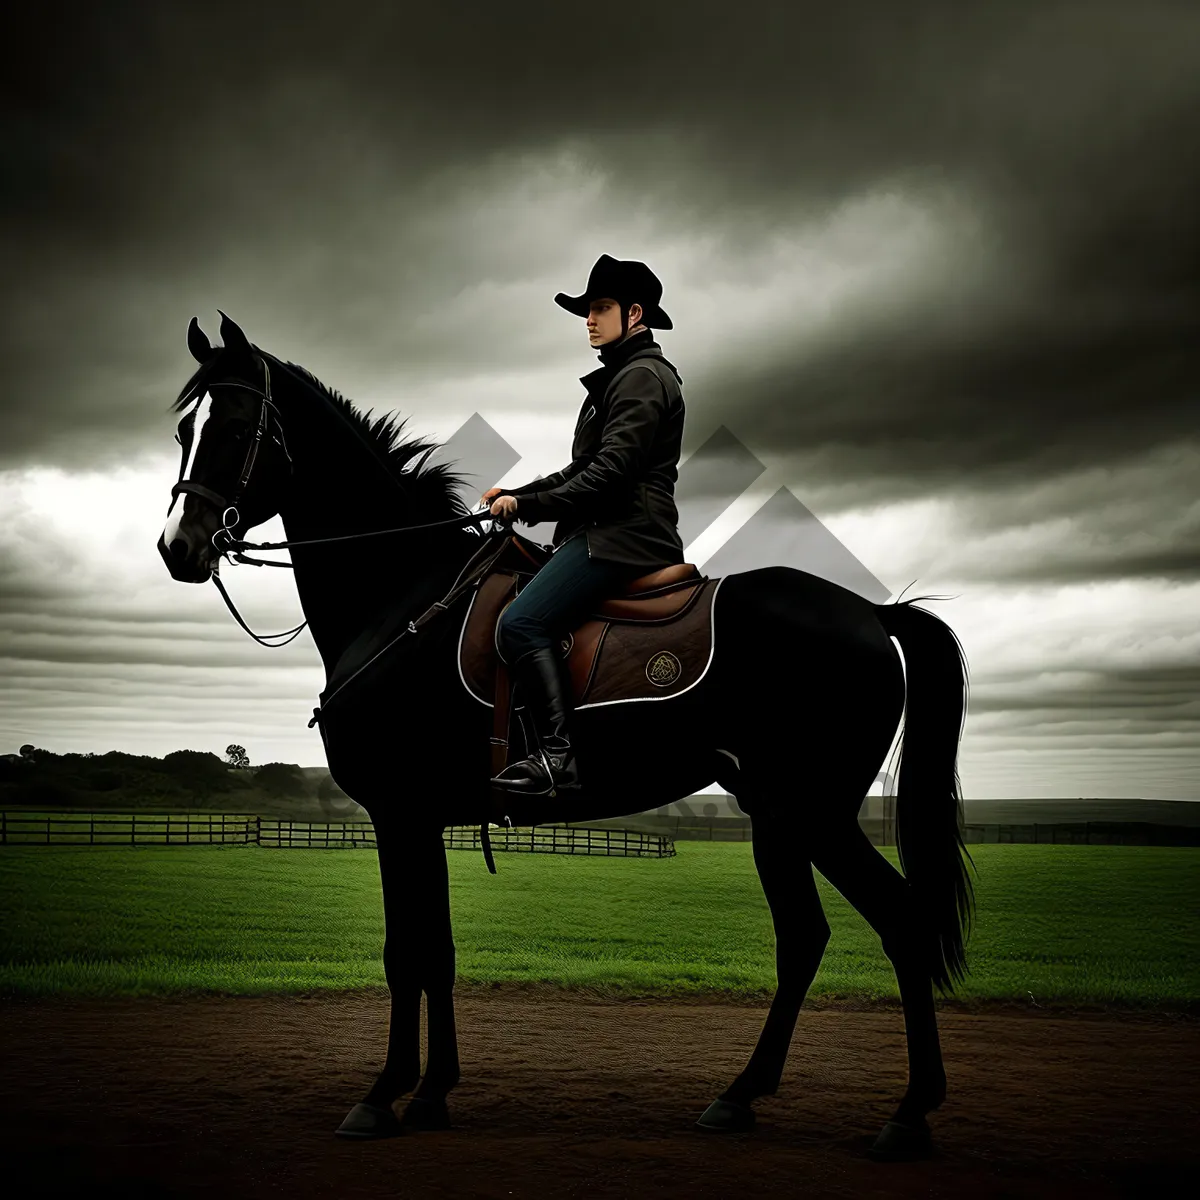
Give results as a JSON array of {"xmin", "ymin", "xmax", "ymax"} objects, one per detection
[{"xmin": 458, "ymin": 533, "xmax": 719, "ymax": 820}]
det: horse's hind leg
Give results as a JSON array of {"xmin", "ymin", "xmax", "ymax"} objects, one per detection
[
  {"xmin": 696, "ymin": 805, "xmax": 830, "ymax": 1132},
  {"xmin": 809, "ymin": 813, "xmax": 946, "ymax": 1160}
]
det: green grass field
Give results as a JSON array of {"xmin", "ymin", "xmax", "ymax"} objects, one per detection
[{"xmin": 1, "ymin": 842, "xmax": 1196, "ymax": 1007}]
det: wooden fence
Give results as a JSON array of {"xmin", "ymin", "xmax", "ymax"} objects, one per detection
[
  {"xmin": 959, "ymin": 821, "xmax": 1200, "ymax": 847},
  {"xmin": 0, "ymin": 811, "xmax": 257, "ymax": 846},
  {"xmin": 2, "ymin": 810, "xmax": 1193, "ymax": 851},
  {"xmin": 573, "ymin": 815, "xmax": 1200, "ymax": 847},
  {"xmin": 0, "ymin": 811, "xmax": 675, "ymax": 858}
]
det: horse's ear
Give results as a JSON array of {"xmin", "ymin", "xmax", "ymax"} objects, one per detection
[
  {"xmin": 217, "ymin": 310, "xmax": 252, "ymax": 358},
  {"xmin": 187, "ymin": 317, "xmax": 212, "ymax": 363}
]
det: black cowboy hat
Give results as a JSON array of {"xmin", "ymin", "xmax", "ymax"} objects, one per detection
[{"xmin": 554, "ymin": 254, "xmax": 673, "ymax": 329}]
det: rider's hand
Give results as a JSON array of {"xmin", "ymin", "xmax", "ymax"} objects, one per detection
[{"xmin": 480, "ymin": 487, "xmax": 518, "ymax": 518}]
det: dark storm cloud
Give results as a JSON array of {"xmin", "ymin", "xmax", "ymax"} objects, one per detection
[
  {"xmin": 0, "ymin": 622, "xmax": 279, "ymax": 669},
  {"xmin": 972, "ymin": 663, "xmax": 1200, "ymax": 715},
  {"xmin": 1, "ymin": 662, "xmax": 317, "ymax": 701},
  {"xmin": 967, "ymin": 664, "xmax": 1200, "ymax": 752},
  {"xmin": 5, "ymin": 0, "xmax": 1199, "ymax": 472},
  {"xmin": 702, "ymin": 257, "xmax": 1200, "ymax": 496},
  {"xmin": 885, "ymin": 442, "xmax": 1200, "ymax": 586},
  {"xmin": 0, "ymin": 558, "xmax": 308, "ymax": 670},
  {"xmin": 993, "ymin": 544, "xmax": 1200, "ymax": 585}
]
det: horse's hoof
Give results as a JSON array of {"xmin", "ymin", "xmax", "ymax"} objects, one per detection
[
  {"xmin": 695, "ymin": 1098, "xmax": 756, "ymax": 1132},
  {"xmin": 334, "ymin": 1102, "xmax": 405, "ymax": 1140},
  {"xmin": 867, "ymin": 1118, "xmax": 933, "ymax": 1161},
  {"xmin": 400, "ymin": 1095, "xmax": 452, "ymax": 1130}
]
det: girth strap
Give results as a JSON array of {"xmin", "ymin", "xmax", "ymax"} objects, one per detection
[
  {"xmin": 490, "ymin": 656, "xmax": 513, "ymax": 781},
  {"xmin": 478, "ymin": 652, "xmax": 516, "ymax": 876}
]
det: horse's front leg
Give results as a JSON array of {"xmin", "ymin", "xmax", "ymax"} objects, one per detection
[
  {"xmin": 399, "ymin": 820, "xmax": 459, "ymax": 1131},
  {"xmin": 336, "ymin": 819, "xmax": 459, "ymax": 1139}
]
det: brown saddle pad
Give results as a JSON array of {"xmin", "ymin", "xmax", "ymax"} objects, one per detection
[{"xmin": 458, "ymin": 538, "xmax": 721, "ymax": 709}]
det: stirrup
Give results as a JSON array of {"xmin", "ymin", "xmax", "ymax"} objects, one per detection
[
  {"xmin": 539, "ymin": 746, "xmax": 581, "ymax": 795},
  {"xmin": 491, "ymin": 746, "xmax": 579, "ymax": 797}
]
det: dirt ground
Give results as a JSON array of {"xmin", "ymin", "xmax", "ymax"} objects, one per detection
[{"xmin": 1, "ymin": 986, "xmax": 1196, "ymax": 1199}]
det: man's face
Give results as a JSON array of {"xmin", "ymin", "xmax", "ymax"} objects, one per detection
[{"xmin": 587, "ymin": 297, "xmax": 642, "ymax": 347}]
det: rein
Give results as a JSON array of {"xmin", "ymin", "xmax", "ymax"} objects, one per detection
[{"xmin": 209, "ymin": 506, "xmax": 506, "ymax": 648}]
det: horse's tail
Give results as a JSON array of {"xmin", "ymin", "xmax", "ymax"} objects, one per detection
[{"xmin": 875, "ymin": 597, "xmax": 976, "ymax": 995}]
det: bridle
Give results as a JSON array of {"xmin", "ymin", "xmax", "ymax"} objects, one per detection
[
  {"xmin": 170, "ymin": 354, "xmax": 308, "ymax": 645},
  {"xmin": 170, "ymin": 353, "xmax": 508, "ymax": 649},
  {"xmin": 171, "ymin": 353, "xmax": 298, "ymax": 539}
]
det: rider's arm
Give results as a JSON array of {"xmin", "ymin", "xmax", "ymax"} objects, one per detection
[
  {"xmin": 495, "ymin": 460, "xmax": 586, "ymax": 499},
  {"xmin": 511, "ymin": 365, "xmax": 666, "ymax": 524}
]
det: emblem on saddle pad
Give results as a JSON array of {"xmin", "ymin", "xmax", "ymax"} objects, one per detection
[{"xmin": 645, "ymin": 651, "xmax": 682, "ymax": 687}]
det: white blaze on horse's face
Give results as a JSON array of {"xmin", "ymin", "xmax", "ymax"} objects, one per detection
[
  {"xmin": 158, "ymin": 391, "xmax": 229, "ymax": 582},
  {"xmin": 161, "ymin": 392, "xmax": 213, "ymax": 548},
  {"xmin": 181, "ymin": 393, "xmax": 214, "ymax": 481}
]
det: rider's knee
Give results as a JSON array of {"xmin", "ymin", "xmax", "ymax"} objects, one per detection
[{"xmin": 496, "ymin": 608, "xmax": 542, "ymax": 662}]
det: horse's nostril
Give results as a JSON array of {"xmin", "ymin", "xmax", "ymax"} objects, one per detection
[{"xmin": 169, "ymin": 537, "xmax": 190, "ymax": 561}]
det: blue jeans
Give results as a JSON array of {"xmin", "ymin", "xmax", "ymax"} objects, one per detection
[{"xmin": 496, "ymin": 531, "xmax": 645, "ymax": 664}]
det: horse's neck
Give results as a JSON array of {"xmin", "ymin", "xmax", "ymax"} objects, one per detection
[{"xmin": 274, "ymin": 409, "xmax": 476, "ymax": 677}]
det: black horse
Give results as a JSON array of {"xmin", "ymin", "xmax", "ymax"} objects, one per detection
[{"xmin": 158, "ymin": 312, "xmax": 975, "ymax": 1161}]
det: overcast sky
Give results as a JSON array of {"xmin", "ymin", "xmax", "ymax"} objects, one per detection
[{"xmin": 2, "ymin": 0, "xmax": 1197, "ymax": 799}]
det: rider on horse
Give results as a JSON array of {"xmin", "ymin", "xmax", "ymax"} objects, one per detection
[{"xmin": 482, "ymin": 254, "xmax": 687, "ymax": 798}]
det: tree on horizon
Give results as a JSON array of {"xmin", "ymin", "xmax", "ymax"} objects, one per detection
[{"xmin": 225, "ymin": 744, "xmax": 250, "ymax": 769}]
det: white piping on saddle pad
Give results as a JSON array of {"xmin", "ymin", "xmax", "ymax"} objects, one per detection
[{"xmin": 456, "ymin": 574, "xmax": 726, "ymax": 710}]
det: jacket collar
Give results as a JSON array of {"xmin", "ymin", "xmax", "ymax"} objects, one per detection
[
  {"xmin": 579, "ymin": 329, "xmax": 662, "ymax": 393},
  {"xmin": 596, "ymin": 326, "xmax": 655, "ymax": 368}
]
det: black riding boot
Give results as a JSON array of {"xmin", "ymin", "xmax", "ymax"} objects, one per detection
[{"xmin": 490, "ymin": 646, "xmax": 581, "ymax": 797}]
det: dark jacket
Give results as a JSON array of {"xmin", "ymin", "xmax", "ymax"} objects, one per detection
[{"xmin": 498, "ymin": 329, "xmax": 686, "ymax": 572}]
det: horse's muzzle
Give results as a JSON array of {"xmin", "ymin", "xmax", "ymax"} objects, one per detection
[{"xmin": 157, "ymin": 531, "xmax": 215, "ymax": 583}]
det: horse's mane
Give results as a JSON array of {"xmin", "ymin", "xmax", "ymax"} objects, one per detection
[{"xmin": 171, "ymin": 349, "xmax": 473, "ymax": 518}]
